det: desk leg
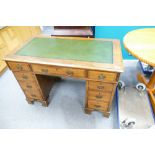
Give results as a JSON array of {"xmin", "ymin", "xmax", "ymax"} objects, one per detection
[
  {"xmin": 137, "ymin": 71, "xmax": 155, "ymax": 113},
  {"xmin": 41, "ymin": 100, "xmax": 49, "ymax": 107},
  {"xmin": 26, "ymin": 98, "xmax": 34, "ymax": 105},
  {"xmin": 84, "ymin": 108, "xmax": 92, "ymax": 114},
  {"xmin": 103, "ymin": 112, "xmax": 110, "ymax": 118},
  {"xmin": 26, "ymin": 98, "xmax": 48, "ymax": 107}
]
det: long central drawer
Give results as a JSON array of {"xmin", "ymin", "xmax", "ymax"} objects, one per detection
[{"xmin": 31, "ymin": 64, "xmax": 86, "ymax": 78}]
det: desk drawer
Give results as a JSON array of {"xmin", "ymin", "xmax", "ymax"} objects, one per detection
[
  {"xmin": 8, "ymin": 62, "xmax": 31, "ymax": 71},
  {"xmin": 32, "ymin": 64, "xmax": 57, "ymax": 75},
  {"xmin": 14, "ymin": 72, "xmax": 35, "ymax": 81},
  {"xmin": 31, "ymin": 64, "xmax": 86, "ymax": 78},
  {"xmin": 88, "ymin": 81, "xmax": 114, "ymax": 92},
  {"xmin": 18, "ymin": 80, "xmax": 38, "ymax": 90},
  {"xmin": 60, "ymin": 67, "xmax": 86, "ymax": 78},
  {"xmin": 88, "ymin": 90, "xmax": 111, "ymax": 102},
  {"xmin": 88, "ymin": 100, "xmax": 108, "ymax": 111},
  {"xmin": 24, "ymin": 89, "xmax": 42, "ymax": 100},
  {"xmin": 88, "ymin": 71, "xmax": 117, "ymax": 82}
]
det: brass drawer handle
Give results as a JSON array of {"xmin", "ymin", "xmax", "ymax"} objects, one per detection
[
  {"xmin": 31, "ymin": 94, "xmax": 36, "ymax": 97},
  {"xmin": 94, "ymin": 105, "xmax": 101, "ymax": 108},
  {"xmin": 96, "ymin": 95, "xmax": 103, "ymax": 99},
  {"xmin": 98, "ymin": 74, "xmax": 105, "ymax": 80},
  {"xmin": 26, "ymin": 85, "xmax": 32, "ymax": 88},
  {"xmin": 22, "ymin": 75, "xmax": 28, "ymax": 79},
  {"xmin": 66, "ymin": 71, "xmax": 73, "ymax": 76},
  {"xmin": 41, "ymin": 69, "xmax": 48, "ymax": 74},
  {"xmin": 16, "ymin": 64, "xmax": 23, "ymax": 70},
  {"xmin": 97, "ymin": 86, "xmax": 104, "ymax": 90}
]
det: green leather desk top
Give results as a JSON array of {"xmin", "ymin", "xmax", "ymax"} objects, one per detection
[{"xmin": 16, "ymin": 38, "xmax": 113, "ymax": 64}]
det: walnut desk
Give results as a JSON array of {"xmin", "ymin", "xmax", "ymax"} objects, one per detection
[{"xmin": 4, "ymin": 37, "xmax": 123, "ymax": 117}]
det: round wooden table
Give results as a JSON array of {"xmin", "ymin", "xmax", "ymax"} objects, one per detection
[{"xmin": 123, "ymin": 28, "xmax": 155, "ymax": 113}]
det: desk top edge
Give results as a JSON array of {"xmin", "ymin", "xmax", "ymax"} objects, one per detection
[{"xmin": 4, "ymin": 36, "xmax": 124, "ymax": 72}]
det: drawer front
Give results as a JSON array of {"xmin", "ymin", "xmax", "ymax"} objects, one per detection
[
  {"xmin": 14, "ymin": 72, "xmax": 35, "ymax": 81},
  {"xmin": 31, "ymin": 64, "xmax": 86, "ymax": 78},
  {"xmin": 60, "ymin": 67, "xmax": 86, "ymax": 78},
  {"xmin": 8, "ymin": 62, "xmax": 31, "ymax": 71},
  {"xmin": 32, "ymin": 64, "xmax": 57, "ymax": 75},
  {"xmin": 18, "ymin": 81, "xmax": 38, "ymax": 90},
  {"xmin": 88, "ymin": 100, "xmax": 108, "ymax": 111},
  {"xmin": 88, "ymin": 90, "xmax": 111, "ymax": 102},
  {"xmin": 88, "ymin": 71, "xmax": 117, "ymax": 82},
  {"xmin": 24, "ymin": 90, "xmax": 42, "ymax": 100},
  {"xmin": 88, "ymin": 81, "xmax": 114, "ymax": 92}
]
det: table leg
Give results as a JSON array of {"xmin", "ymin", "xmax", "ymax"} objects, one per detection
[
  {"xmin": 147, "ymin": 71, "xmax": 155, "ymax": 88},
  {"xmin": 137, "ymin": 71, "xmax": 155, "ymax": 114},
  {"xmin": 137, "ymin": 72, "xmax": 147, "ymax": 85},
  {"xmin": 148, "ymin": 90, "xmax": 155, "ymax": 113}
]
